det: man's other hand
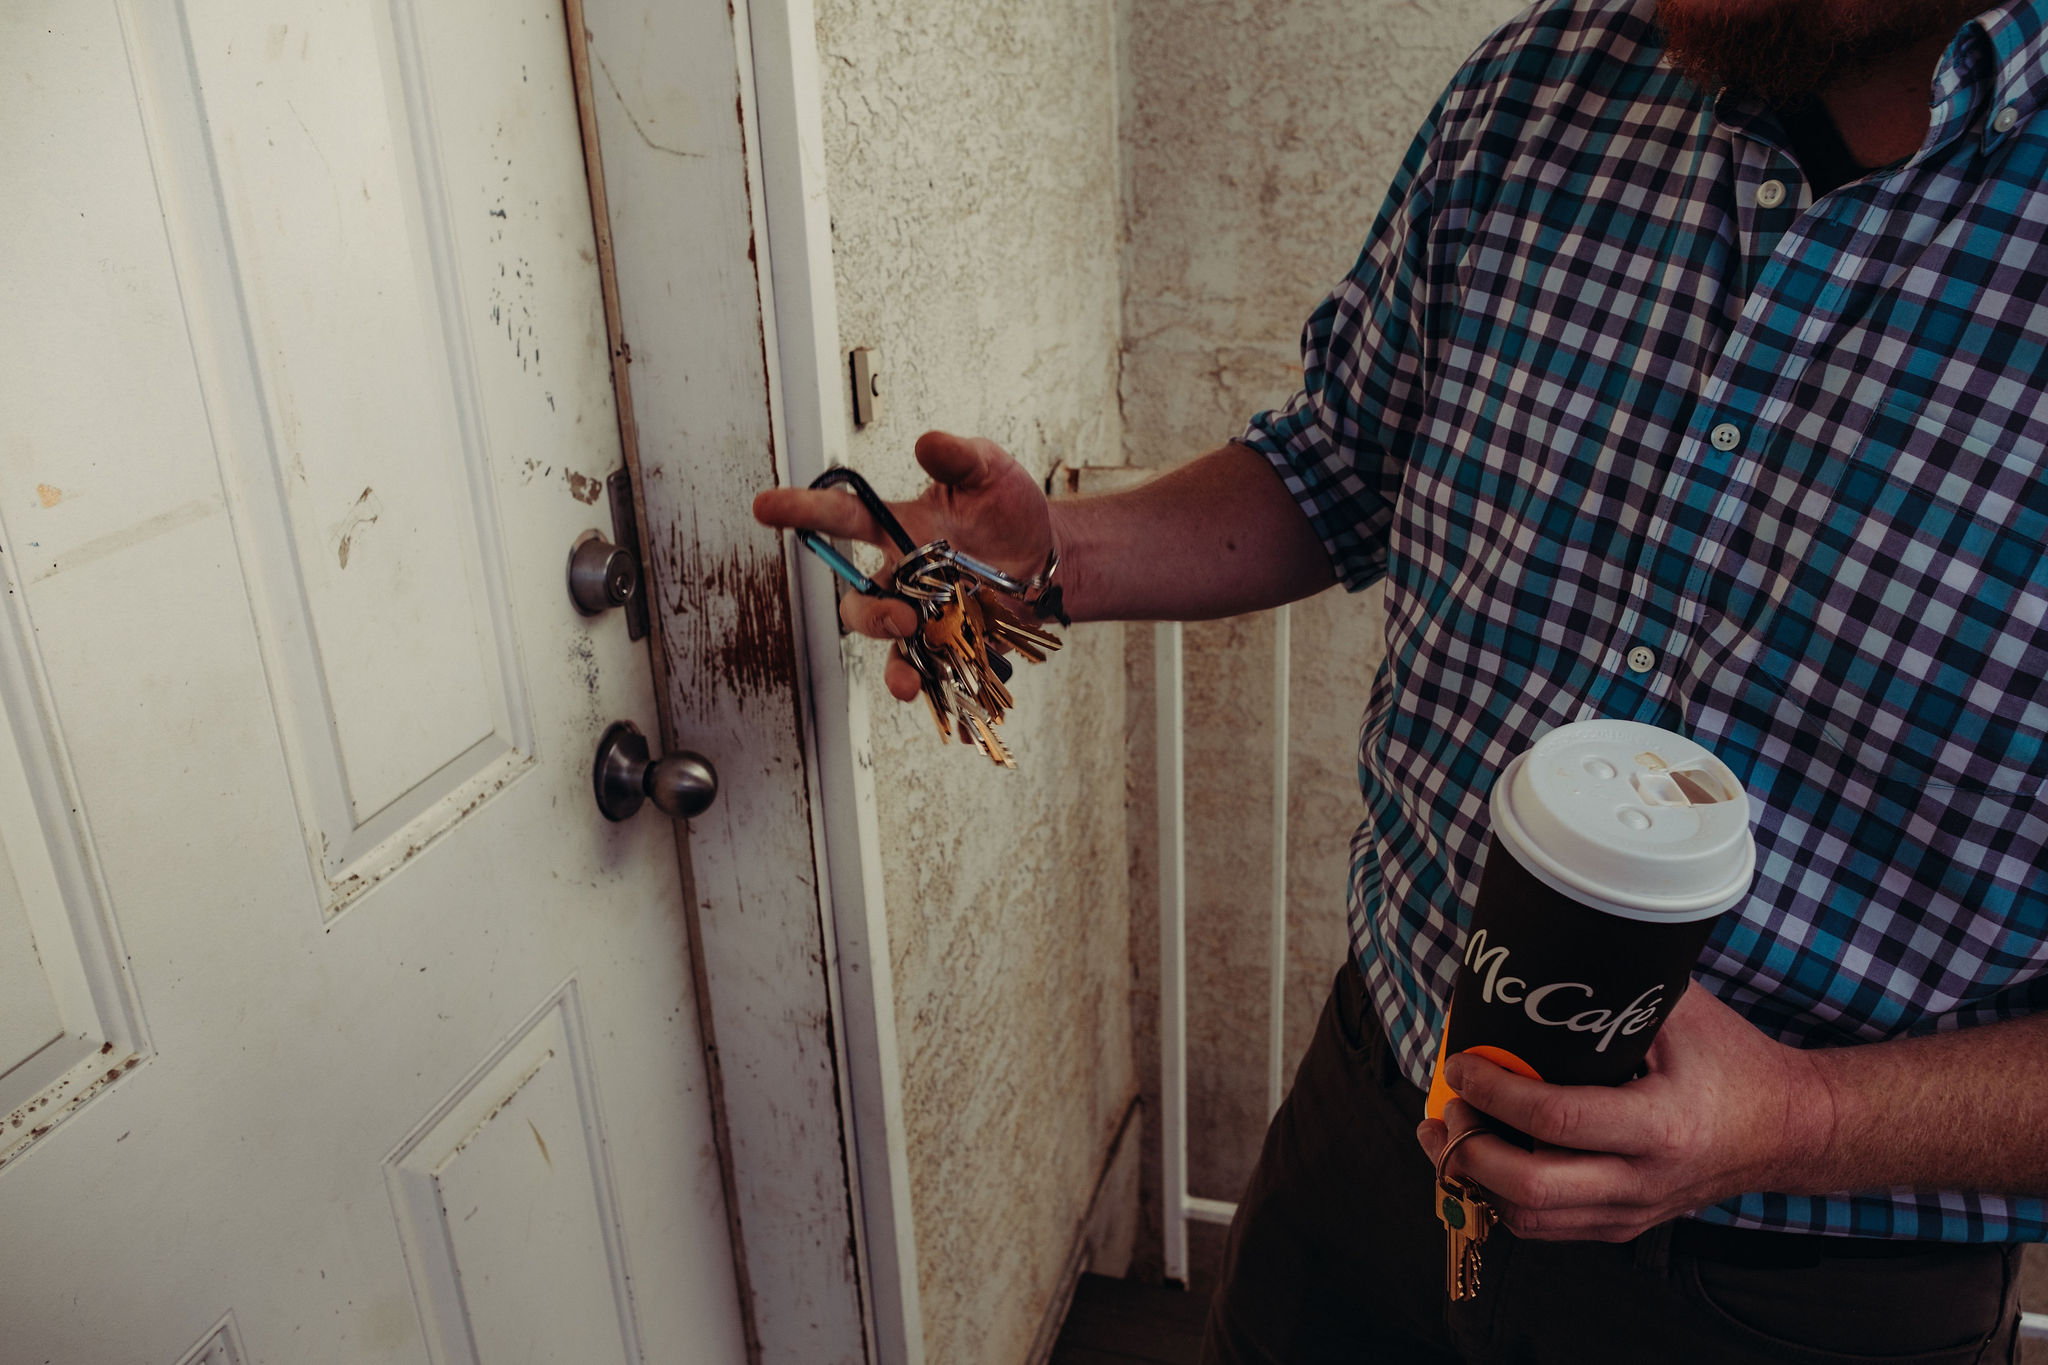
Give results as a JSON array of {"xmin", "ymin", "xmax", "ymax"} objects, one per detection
[
  {"xmin": 752, "ymin": 431, "xmax": 1054, "ymax": 702},
  {"xmin": 1415, "ymin": 983, "xmax": 1836, "ymax": 1241}
]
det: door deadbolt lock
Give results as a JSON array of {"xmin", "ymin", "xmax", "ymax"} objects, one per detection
[
  {"xmin": 593, "ymin": 721, "xmax": 718, "ymax": 821},
  {"xmin": 568, "ymin": 530, "xmax": 639, "ymax": 616}
]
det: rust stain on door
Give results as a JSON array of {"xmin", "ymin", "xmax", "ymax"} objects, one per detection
[{"xmin": 665, "ymin": 526, "xmax": 797, "ymax": 712}]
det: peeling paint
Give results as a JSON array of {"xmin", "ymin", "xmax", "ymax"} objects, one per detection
[
  {"xmin": 564, "ymin": 469, "xmax": 603, "ymax": 503},
  {"xmin": 663, "ymin": 526, "xmax": 798, "ymax": 711},
  {"xmin": 321, "ymin": 752, "xmax": 534, "ymax": 918},
  {"xmin": 567, "ymin": 633, "xmax": 602, "ymax": 729},
  {"xmin": 333, "ymin": 485, "xmax": 381, "ymax": 569},
  {"xmin": 450, "ymin": 1047, "xmax": 556, "ymax": 1159},
  {"xmin": 0, "ymin": 1048, "xmax": 146, "ymax": 1172}
]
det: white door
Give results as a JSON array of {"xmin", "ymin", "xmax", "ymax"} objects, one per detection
[{"xmin": 0, "ymin": 3, "xmax": 751, "ymax": 1362}]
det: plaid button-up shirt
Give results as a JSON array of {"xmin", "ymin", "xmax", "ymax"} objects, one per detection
[{"xmin": 1244, "ymin": 0, "xmax": 2048, "ymax": 1240}]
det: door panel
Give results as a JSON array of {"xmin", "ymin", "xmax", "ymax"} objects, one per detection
[
  {"xmin": 386, "ymin": 986, "xmax": 641, "ymax": 1365},
  {"xmin": 0, "ymin": 578, "xmax": 147, "ymax": 1158},
  {"xmin": 135, "ymin": 0, "xmax": 542, "ymax": 909},
  {"xmin": 178, "ymin": 0, "xmax": 518, "ymax": 833},
  {"xmin": 0, "ymin": 3, "xmax": 749, "ymax": 1361},
  {"xmin": 0, "ymin": 848, "xmax": 62, "ymax": 1070}
]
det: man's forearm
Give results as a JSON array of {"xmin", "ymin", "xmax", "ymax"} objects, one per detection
[
  {"xmin": 1052, "ymin": 443, "xmax": 1336, "ymax": 622},
  {"xmin": 1798, "ymin": 1008, "xmax": 2048, "ymax": 1197}
]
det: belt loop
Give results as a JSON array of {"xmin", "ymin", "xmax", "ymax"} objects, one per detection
[{"xmin": 1633, "ymin": 1220, "xmax": 1675, "ymax": 1274}]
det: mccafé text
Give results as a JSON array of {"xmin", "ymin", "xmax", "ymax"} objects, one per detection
[{"xmin": 1462, "ymin": 929, "xmax": 1666, "ymax": 1054}]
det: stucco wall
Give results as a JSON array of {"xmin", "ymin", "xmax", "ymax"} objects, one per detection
[
  {"xmin": 812, "ymin": 0, "xmax": 1530, "ymax": 1352},
  {"xmin": 1117, "ymin": 0, "xmax": 1525, "ymax": 1286},
  {"xmin": 812, "ymin": 3, "xmax": 1134, "ymax": 1362}
]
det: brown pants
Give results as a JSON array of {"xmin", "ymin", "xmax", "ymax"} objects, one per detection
[{"xmin": 1200, "ymin": 963, "xmax": 2024, "ymax": 1365}]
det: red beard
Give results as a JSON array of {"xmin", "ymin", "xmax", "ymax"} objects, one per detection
[{"xmin": 1659, "ymin": 0, "xmax": 1984, "ymax": 104}]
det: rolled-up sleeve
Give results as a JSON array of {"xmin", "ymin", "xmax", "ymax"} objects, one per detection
[{"xmin": 1239, "ymin": 102, "xmax": 1442, "ymax": 593}]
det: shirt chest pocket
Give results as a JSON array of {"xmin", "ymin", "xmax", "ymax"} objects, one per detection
[{"xmin": 1736, "ymin": 392, "xmax": 2048, "ymax": 804}]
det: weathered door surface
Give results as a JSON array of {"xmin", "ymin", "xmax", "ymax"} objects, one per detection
[{"xmin": 0, "ymin": 3, "xmax": 750, "ymax": 1361}]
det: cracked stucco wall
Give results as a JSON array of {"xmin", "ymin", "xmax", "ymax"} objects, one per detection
[
  {"xmin": 814, "ymin": 2, "xmax": 1132, "ymax": 1363},
  {"xmin": 1118, "ymin": 0, "xmax": 1524, "ymax": 1286}
]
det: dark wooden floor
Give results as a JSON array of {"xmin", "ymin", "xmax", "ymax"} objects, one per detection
[{"xmin": 1049, "ymin": 1273, "xmax": 1212, "ymax": 1365}]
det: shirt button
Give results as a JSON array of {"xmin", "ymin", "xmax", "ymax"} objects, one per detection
[
  {"xmin": 1756, "ymin": 178, "xmax": 1787, "ymax": 208},
  {"xmin": 1709, "ymin": 422, "xmax": 1742, "ymax": 452},
  {"xmin": 1626, "ymin": 645, "xmax": 1657, "ymax": 674},
  {"xmin": 1995, "ymin": 105, "xmax": 2020, "ymax": 134}
]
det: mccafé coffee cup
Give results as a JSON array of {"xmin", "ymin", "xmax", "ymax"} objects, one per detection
[{"xmin": 1424, "ymin": 720, "xmax": 1755, "ymax": 1123}]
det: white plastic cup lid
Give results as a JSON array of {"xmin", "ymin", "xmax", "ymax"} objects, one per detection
[{"xmin": 1488, "ymin": 719, "xmax": 1756, "ymax": 923}]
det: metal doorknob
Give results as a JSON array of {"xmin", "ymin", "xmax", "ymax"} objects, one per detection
[
  {"xmin": 593, "ymin": 721, "xmax": 717, "ymax": 821},
  {"xmin": 568, "ymin": 531, "xmax": 639, "ymax": 615}
]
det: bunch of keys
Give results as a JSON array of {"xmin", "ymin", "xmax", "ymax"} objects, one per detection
[
  {"xmin": 1434, "ymin": 1126, "xmax": 1498, "ymax": 1302},
  {"xmin": 795, "ymin": 467, "xmax": 1062, "ymax": 768}
]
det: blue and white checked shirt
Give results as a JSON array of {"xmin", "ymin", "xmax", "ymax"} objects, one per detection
[{"xmin": 1243, "ymin": 0, "xmax": 2048, "ymax": 1241}]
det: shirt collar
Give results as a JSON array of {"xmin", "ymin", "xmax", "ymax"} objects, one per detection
[{"xmin": 1931, "ymin": 0, "xmax": 2048, "ymax": 156}]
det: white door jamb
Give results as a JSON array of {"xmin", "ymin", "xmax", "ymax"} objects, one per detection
[
  {"xmin": 576, "ymin": 0, "xmax": 924, "ymax": 1358},
  {"xmin": 742, "ymin": 3, "xmax": 925, "ymax": 1362}
]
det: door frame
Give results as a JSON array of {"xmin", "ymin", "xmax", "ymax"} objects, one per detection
[
  {"xmin": 742, "ymin": 3, "xmax": 926, "ymax": 1362},
  {"xmin": 576, "ymin": 3, "xmax": 920, "ymax": 1363}
]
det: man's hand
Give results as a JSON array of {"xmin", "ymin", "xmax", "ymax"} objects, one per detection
[
  {"xmin": 1415, "ymin": 983, "xmax": 1836, "ymax": 1241},
  {"xmin": 757, "ymin": 438, "xmax": 1335, "ymax": 663},
  {"xmin": 752, "ymin": 431, "xmax": 1053, "ymax": 702}
]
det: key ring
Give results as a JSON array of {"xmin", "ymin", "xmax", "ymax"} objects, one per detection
[
  {"xmin": 893, "ymin": 539, "xmax": 963, "ymax": 587},
  {"xmin": 892, "ymin": 544, "xmax": 965, "ymax": 605},
  {"xmin": 791, "ymin": 463, "xmax": 1057, "ymax": 768},
  {"xmin": 1435, "ymin": 1124, "xmax": 1492, "ymax": 1188}
]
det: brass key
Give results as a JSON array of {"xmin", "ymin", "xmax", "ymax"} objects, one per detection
[
  {"xmin": 981, "ymin": 595, "xmax": 1061, "ymax": 663},
  {"xmin": 965, "ymin": 710, "xmax": 1014, "ymax": 767},
  {"xmin": 1436, "ymin": 1175, "xmax": 1494, "ymax": 1299},
  {"xmin": 964, "ymin": 601, "xmax": 1015, "ymax": 711},
  {"xmin": 922, "ymin": 595, "xmax": 972, "ymax": 659},
  {"xmin": 1434, "ymin": 1128, "xmax": 1497, "ymax": 1302},
  {"xmin": 797, "ymin": 471, "xmax": 1065, "ymax": 768},
  {"xmin": 896, "ymin": 547, "xmax": 1055, "ymax": 768}
]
